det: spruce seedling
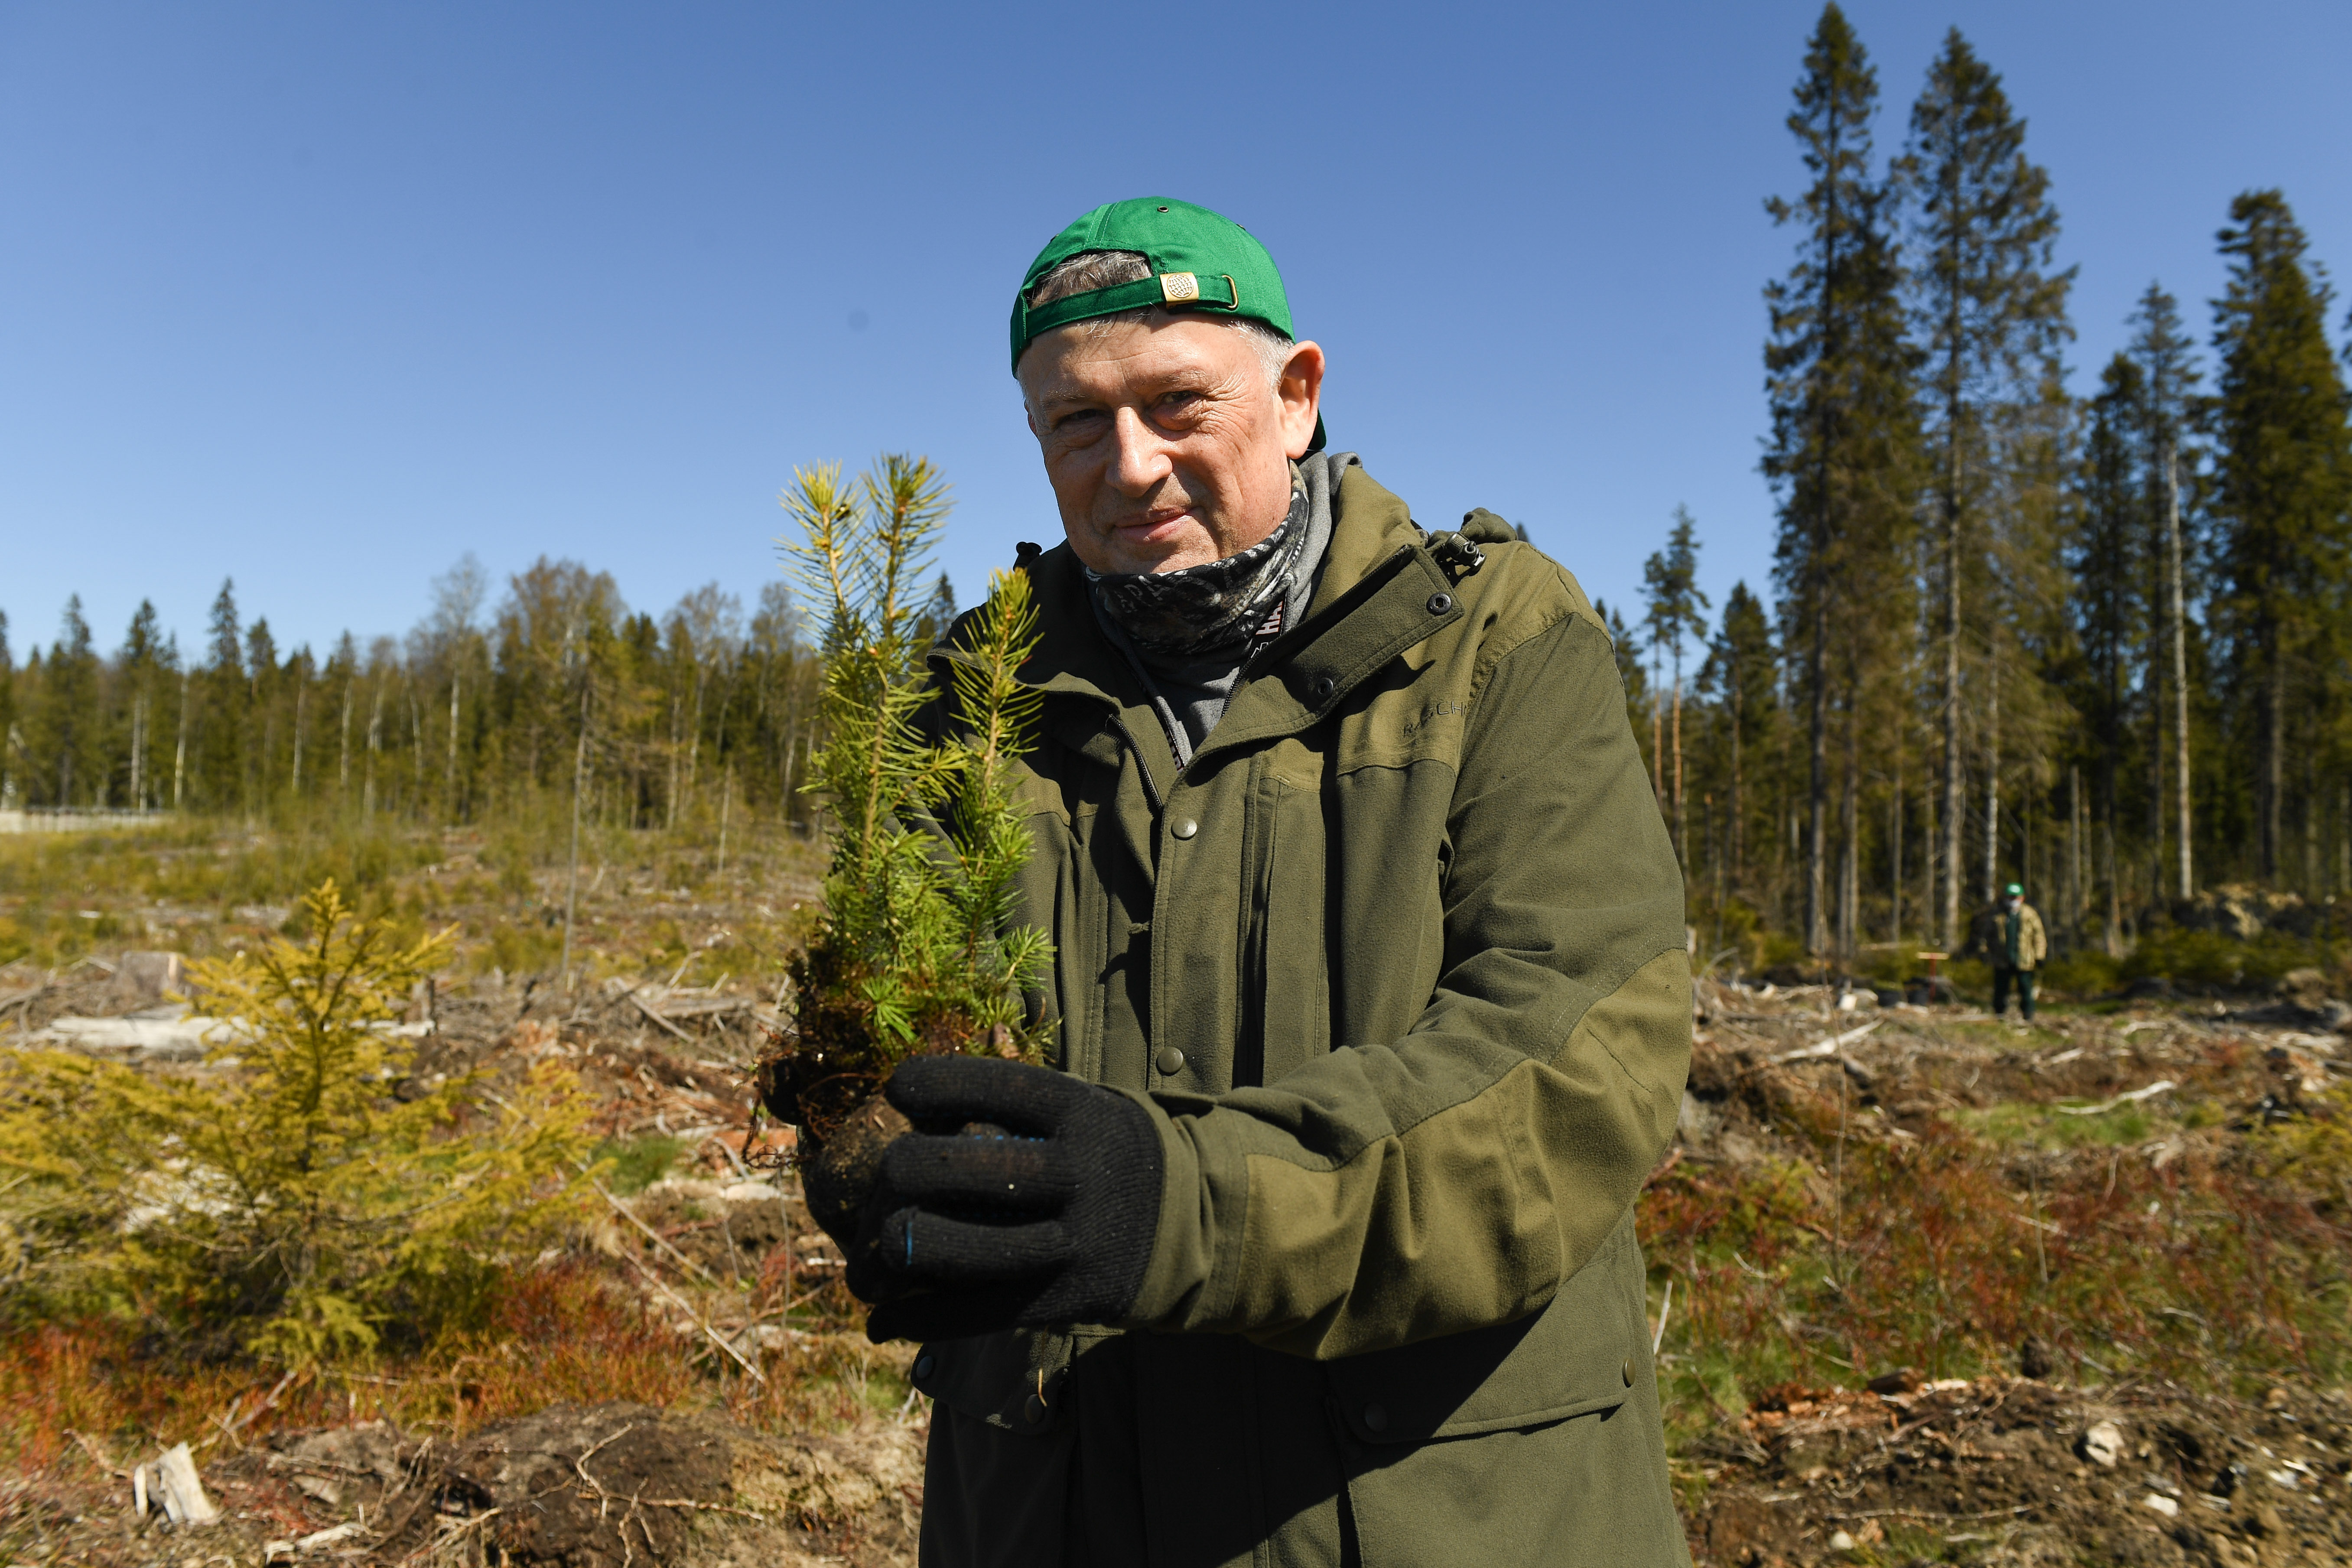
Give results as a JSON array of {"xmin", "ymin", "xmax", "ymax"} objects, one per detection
[{"xmin": 761, "ymin": 455, "xmax": 1052, "ymax": 1143}]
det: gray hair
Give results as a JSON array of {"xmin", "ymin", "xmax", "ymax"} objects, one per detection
[{"xmin": 1024, "ymin": 250, "xmax": 1294, "ymax": 388}]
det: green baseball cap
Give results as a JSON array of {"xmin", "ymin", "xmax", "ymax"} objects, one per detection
[
  {"xmin": 1011, "ymin": 196, "xmax": 1323, "ymax": 451},
  {"xmin": 2004, "ymin": 883, "xmax": 2023, "ymax": 897},
  {"xmin": 1011, "ymin": 197, "xmax": 1293, "ymax": 369}
]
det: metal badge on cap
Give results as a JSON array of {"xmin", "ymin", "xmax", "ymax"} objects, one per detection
[{"xmin": 1158, "ymin": 272, "xmax": 1201, "ymax": 304}]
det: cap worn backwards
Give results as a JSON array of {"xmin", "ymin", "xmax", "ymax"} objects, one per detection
[
  {"xmin": 1009, "ymin": 197, "xmax": 1298, "ymax": 372},
  {"xmin": 1011, "ymin": 196, "xmax": 1321, "ymax": 450}
]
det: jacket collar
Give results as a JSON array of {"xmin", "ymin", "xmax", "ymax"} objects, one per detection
[{"xmin": 933, "ymin": 465, "xmax": 1462, "ymax": 783}]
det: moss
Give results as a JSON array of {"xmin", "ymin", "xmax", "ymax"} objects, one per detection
[{"xmin": 597, "ymin": 1135, "xmax": 687, "ymax": 1196}]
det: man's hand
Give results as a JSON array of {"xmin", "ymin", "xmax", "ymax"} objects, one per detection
[{"xmin": 852, "ymin": 1056, "xmax": 1163, "ymax": 1345}]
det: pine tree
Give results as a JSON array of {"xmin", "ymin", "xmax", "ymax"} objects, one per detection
[
  {"xmin": 1642, "ymin": 509, "xmax": 1709, "ymax": 865},
  {"xmin": 2210, "ymin": 190, "xmax": 2352, "ymax": 883},
  {"xmin": 1763, "ymin": 3, "xmax": 1921, "ymax": 957},
  {"xmin": 1900, "ymin": 26, "xmax": 2072, "ymax": 945}
]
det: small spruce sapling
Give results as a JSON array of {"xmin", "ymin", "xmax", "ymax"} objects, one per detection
[
  {"xmin": 0, "ymin": 881, "xmax": 598, "ymax": 1365},
  {"xmin": 755, "ymin": 457, "xmax": 1052, "ymax": 1250}
]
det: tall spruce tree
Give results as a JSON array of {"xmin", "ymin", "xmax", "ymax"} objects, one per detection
[
  {"xmin": 38, "ymin": 599, "xmax": 100, "ymax": 806},
  {"xmin": 2071, "ymin": 355, "xmax": 2147, "ymax": 950},
  {"xmin": 1700, "ymin": 582, "xmax": 1779, "ymax": 898},
  {"xmin": 1900, "ymin": 27, "xmax": 2072, "ymax": 945},
  {"xmin": 1763, "ymin": 3, "xmax": 1920, "ymax": 956},
  {"xmin": 2126, "ymin": 284, "xmax": 2202, "ymax": 898},
  {"xmin": 120, "ymin": 602, "xmax": 166, "ymax": 809},
  {"xmin": 198, "ymin": 580, "xmax": 244, "ymax": 812},
  {"xmin": 2210, "ymin": 190, "xmax": 2352, "ymax": 882}
]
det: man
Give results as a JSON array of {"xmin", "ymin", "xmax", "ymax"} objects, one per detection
[
  {"xmin": 1974, "ymin": 882, "xmax": 2047, "ymax": 1021},
  {"xmin": 846, "ymin": 198, "xmax": 1691, "ymax": 1567}
]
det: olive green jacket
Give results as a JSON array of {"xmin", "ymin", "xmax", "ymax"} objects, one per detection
[
  {"xmin": 1971, "ymin": 901, "xmax": 2049, "ymax": 971},
  {"xmin": 911, "ymin": 465, "xmax": 1693, "ymax": 1568}
]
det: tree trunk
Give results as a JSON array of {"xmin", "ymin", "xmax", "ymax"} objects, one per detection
[
  {"xmin": 1921, "ymin": 774, "xmax": 1937, "ymax": 947},
  {"xmin": 2263, "ymin": 653, "xmax": 2284, "ymax": 881},
  {"xmin": 1838, "ymin": 709, "xmax": 1858, "ymax": 962},
  {"xmin": 447, "ymin": 673, "xmax": 462, "ymax": 823},
  {"xmin": 1672, "ymin": 676, "xmax": 1686, "ymax": 867},
  {"xmin": 1941, "ymin": 516, "xmax": 1963, "ymax": 949},
  {"xmin": 1730, "ymin": 689, "xmax": 1745, "ymax": 895},
  {"xmin": 173, "ymin": 673, "xmax": 189, "ymax": 810},
  {"xmin": 364, "ymin": 678, "xmax": 384, "ymax": 819},
  {"xmin": 1982, "ymin": 651, "xmax": 2000, "ymax": 900},
  {"xmin": 1889, "ymin": 742, "xmax": 1903, "ymax": 943},
  {"xmin": 1652, "ymin": 694, "xmax": 1665, "ymax": 816},
  {"xmin": 1806, "ymin": 610, "xmax": 1828, "ymax": 958},
  {"xmin": 561, "ymin": 677, "xmax": 592, "ymax": 990},
  {"xmin": 2068, "ymin": 765, "xmax": 2083, "ymax": 940},
  {"xmin": 2165, "ymin": 445, "xmax": 2193, "ymax": 898}
]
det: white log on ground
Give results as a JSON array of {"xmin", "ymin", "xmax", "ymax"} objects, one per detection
[{"xmin": 154, "ymin": 1442, "xmax": 221, "ymax": 1526}]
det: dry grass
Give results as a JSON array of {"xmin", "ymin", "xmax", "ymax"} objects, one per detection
[
  {"xmin": 1645, "ymin": 1012, "xmax": 2352, "ymax": 1447},
  {"xmin": 0, "ymin": 1256, "xmax": 908, "ymax": 1480}
]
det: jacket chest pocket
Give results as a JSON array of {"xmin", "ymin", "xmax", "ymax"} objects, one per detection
[{"xmin": 1237, "ymin": 752, "xmax": 1331, "ymax": 1087}]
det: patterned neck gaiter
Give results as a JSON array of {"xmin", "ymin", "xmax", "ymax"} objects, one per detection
[
  {"xmin": 1082, "ymin": 455, "xmax": 1353, "ymax": 768},
  {"xmin": 1084, "ymin": 476, "xmax": 1311, "ymax": 659}
]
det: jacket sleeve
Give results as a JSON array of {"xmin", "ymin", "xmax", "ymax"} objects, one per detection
[{"xmin": 1122, "ymin": 607, "xmax": 1691, "ymax": 1359}]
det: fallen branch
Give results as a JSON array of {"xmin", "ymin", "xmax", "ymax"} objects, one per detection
[
  {"xmin": 630, "ymin": 991, "xmax": 695, "ymax": 1044},
  {"xmin": 2056, "ymin": 1080, "xmax": 2177, "ymax": 1116},
  {"xmin": 619, "ymin": 1251, "xmax": 766, "ymax": 1386},
  {"xmin": 1773, "ymin": 1019, "xmax": 1880, "ymax": 1063},
  {"xmin": 1826, "ymin": 1504, "xmax": 2033, "ymax": 1523},
  {"xmin": 585, "ymin": 1171, "xmax": 722, "ymax": 1287}
]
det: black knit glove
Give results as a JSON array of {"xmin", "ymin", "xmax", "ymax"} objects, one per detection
[{"xmin": 852, "ymin": 1056, "xmax": 1164, "ymax": 1345}]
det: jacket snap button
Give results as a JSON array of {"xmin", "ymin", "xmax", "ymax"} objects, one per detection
[
  {"xmin": 1155, "ymin": 1047, "xmax": 1187, "ymax": 1076},
  {"xmin": 1362, "ymin": 1403, "xmax": 1389, "ymax": 1434},
  {"xmin": 1427, "ymin": 592, "xmax": 1454, "ymax": 615},
  {"xmin": 1172, "ymin": 818, "xmax": 1199, "ymax": 839},
  {"xmin": 1023, "ymin": 1393, "xmax": 1047, "ymax": 1425},
  {"xmin": 1311, "ymin": 675, "xmax": 1336, "ymax": 699},
  {"xmin": 913, "ymin": 1354, "xmax": 935, "ymax": 1381},
  {"xmin": 1622, "ymin": 1358, "xmax": 1634, "ymax": 1387}
]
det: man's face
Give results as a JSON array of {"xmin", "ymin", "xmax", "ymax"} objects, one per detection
[{"xmin": 1018, "ymin": 315, "xmax": 1324, "ymax": 575}]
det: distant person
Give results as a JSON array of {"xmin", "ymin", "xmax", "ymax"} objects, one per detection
[
  {"xmin": 830, "ymin": 198, "xmax": 1692, "ymax": 1565},
  {"xmin": 1973, "ymin": 882, "xmax": 2047, "ymax": 1021}
]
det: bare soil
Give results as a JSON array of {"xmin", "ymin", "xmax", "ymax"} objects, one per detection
[{"xmin": 1692, "ymin": 1376, "xmax": 2352, "ymax": 1567}]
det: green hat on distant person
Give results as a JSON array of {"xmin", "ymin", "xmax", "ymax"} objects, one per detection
[
  {"xmin": 1010, "ymin": 197, "xmax": 1297, "ymax": 372},
  {"xmin": 2004, "ymin": 882, "xmax": 2023, "ymax": 898}
]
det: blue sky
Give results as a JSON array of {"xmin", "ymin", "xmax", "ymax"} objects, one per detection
[{"xmin": 3, "ymin": 1, "xmax": 2347, "ymax": 663}]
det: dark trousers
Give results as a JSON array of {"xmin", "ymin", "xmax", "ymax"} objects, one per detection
[{"xmin": 1993, "ymin": 966, "xmax": 2036, "ymax": 1020}]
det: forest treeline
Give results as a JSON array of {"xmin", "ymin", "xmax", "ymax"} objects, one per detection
[
  {"xmin": 0, "ymin": 551, "xmax": 950, "ymax": 845},
  {"xmin": 5, "ymin": 4, "xmax": 2349, "ymax": 974},
  {"xmin": 1591, "ymin": 4, "xmax": 2352, "ymax": 967}
]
